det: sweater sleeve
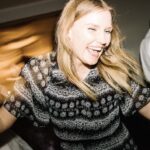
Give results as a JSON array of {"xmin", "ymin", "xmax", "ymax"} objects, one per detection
[
  {"xmin": 119, "ymin": 80, "xmax": 150, "ymax": 116},
  {"xmin": 4, "ymin": 54, "xmax": 51, "ymax": 127}
]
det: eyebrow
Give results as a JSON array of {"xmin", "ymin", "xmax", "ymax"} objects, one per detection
[
  {"xmin": 106, "ymin": 27, "xmax": 113, "ymax": 30},
  {"xmin": 86, "ymin": 23, "xmax": 113, "ymax": 30}
]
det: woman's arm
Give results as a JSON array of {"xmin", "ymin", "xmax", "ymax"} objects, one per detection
[
  {"xmin": 139, "ymin": 102, "xmax": 150, "ymax": 120},
  {"xmin": 0, "ymin": 106, "xmax": 16, "ymax": 133}
]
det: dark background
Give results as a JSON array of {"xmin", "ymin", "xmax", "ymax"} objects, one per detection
[{"xmin": 107, "ymin": 0, "xmax": 150, "ymax": 60}]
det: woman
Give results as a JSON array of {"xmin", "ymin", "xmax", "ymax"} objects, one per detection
[{"xmin": 0, "ymin": 0, "xmax": 150, "ymax": 149}]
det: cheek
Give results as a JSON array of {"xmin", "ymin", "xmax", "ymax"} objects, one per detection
[
  {"xmin": 106, "ymin": 35, "xmax": 112, "ymax": 46},
  {"xmin": 69, "ymin": 27, "xmax": 93, "ymax": 49},
  {"xmin": 72, "ymin": 33, "xmax": 87, "ymax": 46},
  {"xmin": 70, "ymin": 29, "xmax": 83, "ymax": 44}
]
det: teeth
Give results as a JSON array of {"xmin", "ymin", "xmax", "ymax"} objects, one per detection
[
  {"xmin": 89, "ymin": 47, "xmax": 103, "ymax": 52},
  {"xmin": 93, "ymin": 49, "xmax": 101, "ymax": 52}
]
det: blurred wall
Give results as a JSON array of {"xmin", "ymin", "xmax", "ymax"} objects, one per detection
[{"xmin": 107, "ymin": 0, "xmax": 150, "ymax": 60}]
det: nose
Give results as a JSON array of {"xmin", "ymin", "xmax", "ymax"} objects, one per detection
[{"xmin": 96, "ymin": 32, "xmax": 107, "ymax": 46}]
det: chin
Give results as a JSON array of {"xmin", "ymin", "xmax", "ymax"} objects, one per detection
[
  {"xmin": 86, "ymin": 61, "xmax": 98, "ymax": 68},
  {"xmin": 90, "ymin": 60, "xmax": 99, "ymax": 65}
]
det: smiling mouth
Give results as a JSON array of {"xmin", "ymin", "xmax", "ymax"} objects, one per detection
[{"xmin": 88, "ymin": 47, "xmax": 105, "ymax": 53}]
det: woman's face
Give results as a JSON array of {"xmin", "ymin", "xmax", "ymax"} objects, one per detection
[{"xmin": 68, "ymin": 9, "xmax": 112, "ymax": 68}]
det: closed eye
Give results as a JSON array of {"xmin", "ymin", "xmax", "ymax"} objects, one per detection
[
  {"xmin": 88, "ymin": 27, "xmax": 96, "ymax": 31},
  {"xmin": 105, "ymin": 30, "xmax": 112, "ymax": 34}
]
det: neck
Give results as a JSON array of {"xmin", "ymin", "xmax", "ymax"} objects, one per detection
[{"xmin": 74, "ymin": 63, "xmax": 94, "ymax": 81}]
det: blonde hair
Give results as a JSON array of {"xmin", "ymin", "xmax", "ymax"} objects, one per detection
[
  {"xmin": 56, "ymin": 0, "xmax": 143, "ymax": 100},
  {"xmin": 0, "ymin": 15, "xmax": 58, "ymax": 102}
]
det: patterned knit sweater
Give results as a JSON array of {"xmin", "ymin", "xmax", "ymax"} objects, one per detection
[{"xmin": 4, "ymin": 52, "xmax": 150, "ymax": 150}]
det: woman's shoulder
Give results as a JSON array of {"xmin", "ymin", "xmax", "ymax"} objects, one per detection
[
  {"xmin": 20, "ymin": 51, "xmax": 57, "ymax": 82},
  {"xmin": 23, "ymin": 51, "xmax": 56, "ymax": 70},
  {"xmin": 29, "ymin": 51, "xmax": 51, "ymax": 65}
]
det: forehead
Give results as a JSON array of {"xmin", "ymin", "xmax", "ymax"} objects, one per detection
[{"xmin": 74, "ymin": 10, "xmax": 112, "ymax": 27}]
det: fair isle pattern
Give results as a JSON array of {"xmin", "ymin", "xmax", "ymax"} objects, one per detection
[{"xmin": 4, "ymin": 51, "xmax": 150, "ymax": 150}]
